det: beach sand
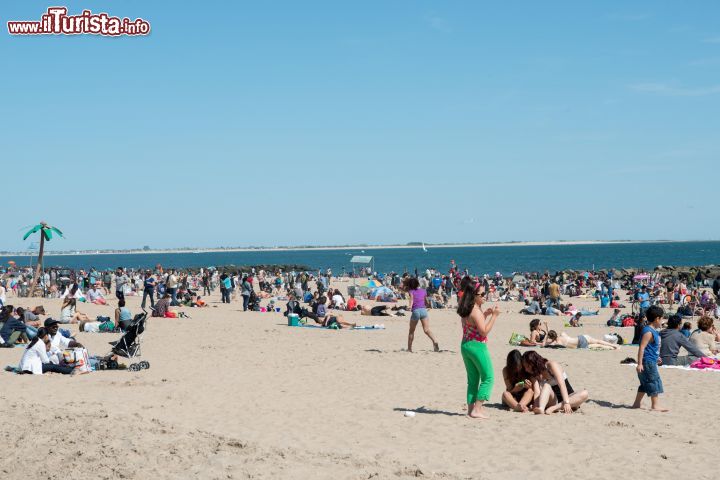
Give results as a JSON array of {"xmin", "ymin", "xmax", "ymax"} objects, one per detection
[{"xmin": 1, "ymin": 284, "xmax": 717, "ymax": 479}]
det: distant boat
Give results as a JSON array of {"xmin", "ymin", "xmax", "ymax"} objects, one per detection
[{"xmin": 422, "ymin": 242, "xmax": 428, "ymax": 252}]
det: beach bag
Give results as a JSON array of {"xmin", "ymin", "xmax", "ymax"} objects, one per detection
[
  {"xmin": 509, "ymin": 332, "xmax": 528, "ymax": 346},
  {"xmin": 622, "ymin": 317, "xmax": 636, "ymax": 327},
  {"xmin": 164, "ymin": 311, "xmax": 178, "ymax": 318},
  {"xmin": 62, "ymin": 348, "xmax": 91, "ymax": 373}
]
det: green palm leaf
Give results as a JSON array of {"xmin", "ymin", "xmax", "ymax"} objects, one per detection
[
  {"xmin": 43, "ymin": 229, "xmax": 52, "ymax": 241},
  {"xmin": 49, "ymin": 226, "xmax": 64, "ymax": 237},
  {"xmin": 22, "ymin": 224, "xmax": 43, "ymax": 241}
]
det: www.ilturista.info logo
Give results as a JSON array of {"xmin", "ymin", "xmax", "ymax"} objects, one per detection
[{"xmin": 7, "ymin": 7, "xmax": 150, "ymax": 36}]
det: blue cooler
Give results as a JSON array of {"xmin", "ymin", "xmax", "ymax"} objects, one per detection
[{"xmin": 288, "ymin": 313, "xmax": 300, "ymax": 326}]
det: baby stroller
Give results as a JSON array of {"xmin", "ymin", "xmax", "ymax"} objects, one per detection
[{"xmin": 107, "ymin": 311, "xmax": 149, "ymax": 372}]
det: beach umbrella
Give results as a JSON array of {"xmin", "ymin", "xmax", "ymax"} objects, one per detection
[
  {"xmin": 370, "ymin": 286, "xmax": 393, "ymax": 298},
  {"xmin": 22, "ymin": 221, "xmax": 63, "ymax": 297},
  {"xmin": 633, "ymin": 274, "xmax": 650, "ymax": 280},
  {"xmin": 362, "ymin": 279, "xmax": 380, "ymax": 288}
]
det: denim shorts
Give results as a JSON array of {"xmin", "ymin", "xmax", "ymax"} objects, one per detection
[
  {"xmin": 410, "ymin": 308, "xmax": 428, "ymax": 321},
  {"xmin": 638, "ymin": 361, "xmax": 664, "ymax": 397}
]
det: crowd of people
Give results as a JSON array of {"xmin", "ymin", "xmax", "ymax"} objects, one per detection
[{"xmin": 2, "ymin": 261, "xmax": 719, "ymax": 418}]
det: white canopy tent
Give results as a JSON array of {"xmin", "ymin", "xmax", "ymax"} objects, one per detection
[{"xmin": 350, "ymin": 255, "xmax": 374, "ymax": 285}]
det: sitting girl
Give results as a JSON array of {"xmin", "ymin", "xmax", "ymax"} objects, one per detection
[
  {"xmin": 115, "ymin": 300, "xmax": 133, "ymax": 330},
  {"xmin": 59, "ymin": 297, "xmax": 89, "ymax": 324},
  {"xmin": 522, "ymin": 350, "xmax": 589, "ymax": 415},
  {"xmin": 501, "ymin": 349, "xmax": 534, "ymax": 412},
  {"xmin": 527, "ymin": 318, "xmax": 548, "ymax": 345}
]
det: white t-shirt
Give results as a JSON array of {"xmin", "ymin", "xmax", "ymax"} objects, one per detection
[
  {"xmin": 87, "ymin": 288, "xmax": 104, "ymax": 302},
  {"xmin": 20, "ymin": 340, "xmax": 50, "ymax": 374},
  {"xmin": 332, "ymin": 294, "xmax": 345, "ymax": 307},
  {"xmin": 48, "ymin": 333, "xmax": 71, "ymax": 364},
  {"xmin": 60, "ymin": 306, "xmax": 75, "ymax": 323}
]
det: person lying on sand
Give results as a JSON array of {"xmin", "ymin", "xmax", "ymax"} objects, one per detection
[
  {"xmin": 360, "ymin": 305, "xmax": 396, "ymax": 316},
  {"xmin": 522, "ymin": 350, "xmax": 589, "ymax": 415},
  {"xmin": 312, "ymin": 314, "xmax": 356, "ymax": 329},
  {"xmin": 543, "ymin": 330, "xmax": 620, "ymax": 350}
]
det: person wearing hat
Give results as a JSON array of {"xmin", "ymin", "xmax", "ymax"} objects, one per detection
[{"xmin": 44, "ymin": 318, "xmax": 83, "ymax": 365}]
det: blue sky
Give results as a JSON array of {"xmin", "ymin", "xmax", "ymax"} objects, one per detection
[{"xmin": 1, "ymin": 1, "xmax": 719, "ymax": 251}]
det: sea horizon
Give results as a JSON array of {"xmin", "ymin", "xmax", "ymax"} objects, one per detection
[
  {"xmin": 3, "ymin": 238, "xmax": 718, "ymax": 257},
  {"xmin": 3, "ymin": 240, "xmax": 719, "ymax": 275}
]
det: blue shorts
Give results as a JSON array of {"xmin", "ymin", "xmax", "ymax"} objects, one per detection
[
  {"xmin": 637, "ymin": 361, "xmax": 663, "ymax": 397},
  {"xmin": 411, "ymin": 308, "xmax": 428, "ymax": 321}
]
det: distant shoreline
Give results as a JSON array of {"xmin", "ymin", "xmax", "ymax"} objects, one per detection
[{"xmin": 2, "ymin": 239, "xmax": 714, "ymax": 257}]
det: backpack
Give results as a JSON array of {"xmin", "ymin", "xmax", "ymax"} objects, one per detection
[{"xmin": 622, "ymin": 316, "xmax": 636, "ymax": 327}]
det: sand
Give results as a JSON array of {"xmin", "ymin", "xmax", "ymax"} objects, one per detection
[{"xmin": 1, "ymin": 283, "xmax": 718, "ymax": 479}]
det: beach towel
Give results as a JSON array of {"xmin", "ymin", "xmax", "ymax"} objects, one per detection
[
  {"xmin": 508, "ymin": 333, "xmax": 528, "ymax": 346},
  {"xmin": 690, "ymin": 357, "xmax": 720, "ymax": 370},
  {"xmin": 292, "ymin": 324, "xmax": 385, "ymax": 330}
]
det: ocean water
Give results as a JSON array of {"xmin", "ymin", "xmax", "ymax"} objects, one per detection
[{"xmin": 2, "ymin": 241, "xmax": 719, "ymax": 274}]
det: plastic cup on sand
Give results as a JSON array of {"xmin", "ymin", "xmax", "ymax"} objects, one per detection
[{"xmin": 404, "ymin": 411, "xmax": 416, "ymax": 417}]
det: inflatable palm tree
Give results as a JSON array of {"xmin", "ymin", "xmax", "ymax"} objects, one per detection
[{"xmin": 23, "ymin": 221, "xmax": 63, "ymax": 297}]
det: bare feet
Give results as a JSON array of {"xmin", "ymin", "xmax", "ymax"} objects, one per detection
[
  {"xmin": 433, "ymin": 342, "xmax": 440, "ymax": 352},
  {"xmin": 545, "ymin": 404, "xmax": 563, "ymax": 414},
  {"xmin": 631, "ymin": 403, "xmax": 642, "ymax": 409},
  {"xmin": 468, "ymin": 409, "xmax": 489, "ymax": 419},
  {"xmin": 650, "ymin": 407, "xmax": 669, "ymax": 412}
]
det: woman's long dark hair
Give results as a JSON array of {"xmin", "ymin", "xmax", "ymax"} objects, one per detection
[
  {"xmin": 0, "ymin": 305, "xmax": 13, "ymax": 321},
  {"xmin": 405, "ymin": 277, "xmax": 420, "ymax": 291},
  {"xmin": 522, "ymin": 350, "xmax": 548, "ymax": 377},
  {"xmin": 456, "ymin": 279, "xmax": 478, "ymax": 318},
  {"xmin": 26, "ymin": 327, "xmax": 48, "ymax": 350},
  {"xmin": 505, "ymin": 349, "xmax": 524, "ymax": 384}
]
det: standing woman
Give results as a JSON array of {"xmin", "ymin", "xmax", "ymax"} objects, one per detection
[
  {"xmin": 219, "ymin": 273, "xmax": 230, "ymax": 304},
  {"xmin": 405, "ymin": 277, "xmax": 439, "ymax": 352},
  {"xmin": 457, "ymin": 280, "xmax": 500, "ymax": 419},
  {"xmin": 241, "ymin": 276, "xmax": 252, "ymax": 311}
]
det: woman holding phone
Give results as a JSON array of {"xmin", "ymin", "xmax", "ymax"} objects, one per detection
[{"xmin": 457, "ymin": 278, "xmax": 500, "ymax": 419}]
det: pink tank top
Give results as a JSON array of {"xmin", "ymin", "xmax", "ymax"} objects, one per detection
[{"xmin": 462, "ymin": 317, "xmax": 487, "ymax": 343}]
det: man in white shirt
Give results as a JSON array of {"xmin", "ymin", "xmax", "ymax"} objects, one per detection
[
  {"xmin": 44, "ymin": 318, "xmax": 83, "ymax": 364},
  {"xmin": 115, "ymin": 268, "xmax": 129, "ymax": 301}
]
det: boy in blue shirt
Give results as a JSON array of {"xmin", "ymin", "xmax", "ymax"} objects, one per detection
[{"xmin": 632, "ymin": 305, "xmax": 668, "ymax": 412}]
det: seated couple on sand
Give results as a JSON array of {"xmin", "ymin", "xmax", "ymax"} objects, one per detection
[{"xmin": 502, "ymin": 350, "xmax": 589, "ymax": 414}]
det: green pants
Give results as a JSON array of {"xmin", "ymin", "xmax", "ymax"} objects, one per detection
[{"xmin": 461, "ymin": 341, "xmax": 494, "ymax": 404}]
